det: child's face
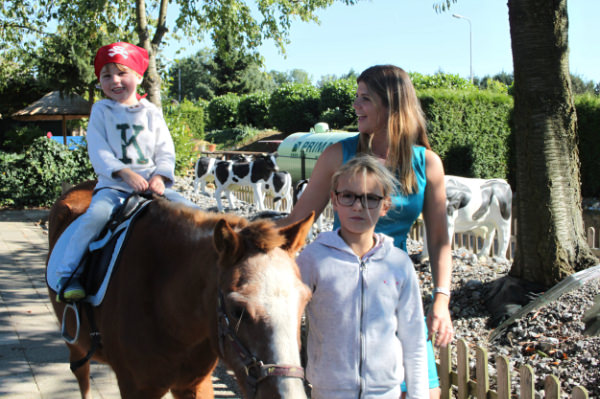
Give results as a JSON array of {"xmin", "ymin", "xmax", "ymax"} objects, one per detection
[
  {"xmin": 99, "ymin": 63, "xmax": 140, "ymax": 105},
  {"xmin": 331, "ymin": 171, "xmax": 390, "ymax": 236}
]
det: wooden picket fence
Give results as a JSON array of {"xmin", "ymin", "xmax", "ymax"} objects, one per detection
[{"xmin": 438, "ymin": 339, "xmax": 590, "ymax": 399}]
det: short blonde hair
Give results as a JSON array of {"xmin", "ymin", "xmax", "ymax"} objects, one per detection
[{"xmin": 331, "ymin": 155, "xmax": 398, "ymax": 198}]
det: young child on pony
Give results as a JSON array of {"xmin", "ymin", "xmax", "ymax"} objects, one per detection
[
  {"xmin": 52, "ymin": 41, "xmax": 190, "ymax": 301},
  {"xmin": 296, "ymin": 155, "xmax": 429, "ymax": 398}
]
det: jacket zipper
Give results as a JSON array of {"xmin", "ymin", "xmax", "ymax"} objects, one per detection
[{"xmin": 358, "ymin": 259, "xmax": 367, "ymax": 398}]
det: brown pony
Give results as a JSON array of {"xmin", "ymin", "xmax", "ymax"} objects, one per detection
[{"xmin": 47, "ymin": 181, "xmax": 314, "ymax": 399}]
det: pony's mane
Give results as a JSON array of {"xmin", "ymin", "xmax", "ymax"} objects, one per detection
[
  {"xmin": 149, "ymin": 198, "xmax": 286, "ymax": 252},
  {"xmin": 150, "ymin": 197, "xmax": 247, "ymax": 229},
  {"xmin": 238, "ymin": 220, "xmax": 286, "ymax": 252}
]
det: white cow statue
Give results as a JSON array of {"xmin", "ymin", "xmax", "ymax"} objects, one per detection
[
  {"xmin": 192, "ymin": 156, "xmax": 217, "ymax": 194},
  {"xmin": 213, "ymin": 153, "xmax": 279, "ymax": 212},
  {"xmin": 262, "ymin": 171, "xmax": 293, "ymax": 212},
  {"xmin": 422, "ymin": 175, "xmax": 513, "ymax": 261}
]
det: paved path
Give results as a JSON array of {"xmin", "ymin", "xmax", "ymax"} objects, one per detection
[{"xmin": 0, "ymin": 209, "xmax": 241, "ymax": 398}]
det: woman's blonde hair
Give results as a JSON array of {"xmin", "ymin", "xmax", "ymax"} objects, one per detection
[
  {"xmin": 331, "ymin": 155, "xmax": 399, "ymax": 199},
  {"xmin": 356, "ymin": 65, "xmax": 430, "ymax": 194}
]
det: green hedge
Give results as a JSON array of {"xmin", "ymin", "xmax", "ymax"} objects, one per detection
[
  {"xmin": 207, "ymin": 93, "xmax": 241, "ymax": 130},
  {"xmin": 0, "ymin": 137, "xmax": 95, "ymax": 208},
  {"xmin": 269, "ymin": 83, "xmax": 321, "ymax": 134},
  {"xmin": 418, "ymin": 89, "xmax": 513, "ymax": 180},
  {"xmin": 319, "ymin": 78, "xmax": 357, "ymax": 129},
  {"xmin": 176, "ymin": 99, "xmax": 205, "ymax": 139},
  {"xmin": 238, "ymin": 92, "xmax": 271, "ymax": 129},
  {"xmin": 575, "ymin": 94, "xmax": 600, "ymax": 197}
]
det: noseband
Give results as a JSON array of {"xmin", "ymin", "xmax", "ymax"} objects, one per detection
[{"xmin": 216, "ymin": 290, "xmax": 305, "ymax": 394}]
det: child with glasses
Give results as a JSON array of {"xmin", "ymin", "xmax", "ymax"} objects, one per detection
[{"xmin": 297, "ymin": 155, "xmax": 428, "ymax": 399}]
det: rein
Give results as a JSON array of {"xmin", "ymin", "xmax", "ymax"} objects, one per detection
[{"xmin": 216, "ymin": 290, "xmax": 305, "ymax": 393}]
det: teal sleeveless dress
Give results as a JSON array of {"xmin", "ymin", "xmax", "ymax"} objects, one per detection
[
  {"xmin": 333, "ymin": 135, "xmax": 427, "ymax": 251},
  {"xmin": 332, "ymin": 134, "xmax": 439, "ymax": 390}
]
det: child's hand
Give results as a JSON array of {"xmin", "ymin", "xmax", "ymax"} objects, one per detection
[
  {"xmin": 118, "ymin": 168, "xmax": 149, "ymax": 193},
  {"xmin": 148, "ymin": 175, "xmax": 166, "ymax": 195}
]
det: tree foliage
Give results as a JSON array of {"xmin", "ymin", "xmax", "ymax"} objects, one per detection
[{"xmin": 1, "ymin": 0, "xmax": 359, "ymax": 107}]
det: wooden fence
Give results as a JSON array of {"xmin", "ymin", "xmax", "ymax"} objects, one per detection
[{"xmin": 438, "ymin": 339, "xmax": 589, "ymax": 399}]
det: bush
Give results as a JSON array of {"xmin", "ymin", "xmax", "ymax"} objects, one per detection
[
  {"xmin": 238, "ymin": 92, "xmax": 271, "ymax": 129},
  {"xmin": 205, "ymin": 125, "xmax": 260, "ymax": 150},
  {"xmin": 163, "ymin": 109, "xmax": 197, "ymax": 175},
  {"xmin": 176, "ymin": 99, "xmax": 206, "ymax": 139},
  {"xmin": 575, "ymin": 94, "xmax": 600, "ymax": 197},
  {"xmin": 410, "ymin": 72, "xmax": 475, "ymax": 91},
  {"xmin": 418, "ymin": 89, "xmax": 513, "ymax": 180},
  {"xmin": 0, "ymin": 137, "xmax": 95, "ymax": 208},
  {"xmin": 206, "ymin": 93, "xmax": 241, "ymax": 130},
  {"xmin": 269, "ymin": 83, "xmax": 321, "ymax": 134},
  {"xmin": 319, "ymin": 78, "xmax": 357, "ymax": 129},
  {"xmin": 1, "ymin": 125, "xmax": 44, "ymax": 153}
]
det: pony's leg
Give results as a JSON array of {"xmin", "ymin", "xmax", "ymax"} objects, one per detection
[
  {"xmin": 115, "ymin": 373, "xmax": 167, "ymax": 399},
  {"xmin": 171, "ymin": 376, "xmax": 214, "ymax": 399},
  {"xmin": 67, "ymin": 344, "xmax": 92, "ymax": 399}
]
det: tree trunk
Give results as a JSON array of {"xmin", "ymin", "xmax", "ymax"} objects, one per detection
[
  {"xmin": 135, "ymin": 0, "xmax": 168, "ymax": 108},
  {"xmin": 508, "ymin": 0, "xmax": 597, "ymax": 288}
]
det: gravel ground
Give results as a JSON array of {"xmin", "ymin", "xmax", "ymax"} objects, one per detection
[{"xmin": 175, "ymin": 176, "xmax": 600, "ymax": 398}]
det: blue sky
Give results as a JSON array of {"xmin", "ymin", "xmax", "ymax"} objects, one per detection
[{"xmin": 165, "ymin": 0, "xmax": 600, "ymax": 84}]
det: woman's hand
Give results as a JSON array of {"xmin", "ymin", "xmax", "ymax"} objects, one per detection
[
  {"xmin": 423, "ymin": 149, "xmax": 454, "ymax": 347},
  {"xmin": 118, "ymin": 168, "xmax": 149, "ymax": 193},
  {"xmin": 427, "ymin": 295, "xmax": 453, "ymax": 347}
]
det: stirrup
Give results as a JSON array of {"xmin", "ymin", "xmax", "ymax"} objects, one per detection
[{"xmin": 61, "ymin": 302, "xmax": 81, "ymax": 344}]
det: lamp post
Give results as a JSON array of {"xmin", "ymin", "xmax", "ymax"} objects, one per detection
[
  {"xmin": 175, "ymin": 60, "xmax": 181, "ymax": 102},
  {"xmin": 453, "ymin": 13, "xmax": 473, "ymax": 84}
]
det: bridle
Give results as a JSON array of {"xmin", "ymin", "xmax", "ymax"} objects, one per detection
[{"xmin": 216, "ymin": 290, "xmax": 305, "ymax": 395}]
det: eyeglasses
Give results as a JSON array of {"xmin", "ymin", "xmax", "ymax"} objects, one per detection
[{"xmin": 334, "ymin": 191, "xmax": 384, "ymax": 209}]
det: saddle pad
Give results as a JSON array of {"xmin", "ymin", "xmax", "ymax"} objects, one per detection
[{"xmin": 47, "ymin": 201, "xmax": 150, "ymax": 306}]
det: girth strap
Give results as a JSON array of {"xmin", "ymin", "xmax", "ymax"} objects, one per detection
[{"xmin": 70, "ymin": 303, "xmax": 101, "ymax": 372}]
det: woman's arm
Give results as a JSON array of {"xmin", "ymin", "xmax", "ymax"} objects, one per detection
[
  {"xmin": 275, "ymin": 143, "xmax": 343, "ymax": 227},
  {"xmin": 422, "ymin": 149, "xmax": 454, "ymax": 347}
]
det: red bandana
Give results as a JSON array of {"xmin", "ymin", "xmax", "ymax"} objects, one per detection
[{"xmin": 94, "ymin": 42, "xmax": 149, "ymax": 79}]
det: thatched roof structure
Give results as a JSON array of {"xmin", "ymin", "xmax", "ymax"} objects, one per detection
[{"xmin": 11, "ymin": 91, "xmax": 91, "ymax": 142}]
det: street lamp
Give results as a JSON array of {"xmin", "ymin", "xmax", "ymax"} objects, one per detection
[{"xmin": 453, "ymin": 13, "xmax": 473, "ymax": 84}]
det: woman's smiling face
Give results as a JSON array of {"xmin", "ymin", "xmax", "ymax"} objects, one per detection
[{"xmin": 353, "ymin": 81, "xmax": 388, "ymax": 135}]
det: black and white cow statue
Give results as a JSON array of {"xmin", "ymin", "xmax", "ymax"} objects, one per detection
[
  {"xmin": 193, "ymin": 154, "xmax": 253, "ymax": 195},
  {"xmin": 213, "ymin": 153, "xmax": 279, "ymax": 212},
  {"xmin": 422, "ymin": 175, "xmax": 513, "ymax": 261},
  {"xmin": 262, "ymin": 171, "xmax": 293, "ymax": 213},
  {"xmin": 294, "ymin": 179, "xmax": 326, "ymax": 240},
  {"xmin": 193, "ymin": 156, "xmax": 217, "ymax": 194}
]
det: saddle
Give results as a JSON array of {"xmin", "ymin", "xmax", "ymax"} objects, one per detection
[
  {"xmin": 59, "ymin": 192, "xmax": 152, "ymax": 355},
  {"xmin": 80, "ymin": 192, "xmax": 153, "ymax": 298}
]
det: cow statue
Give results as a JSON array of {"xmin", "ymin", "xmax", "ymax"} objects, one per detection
[
  {"xmin": 192, "ymin": 156, "xmax": 217, "ymax": 194},
  {"xmin": 193, "ymin": 154, "xmax": 253, "ymax": 195},
  {"xmin": 213, "ymin": 153, "xmax": 279, "ymax": 212},
  {"xmin": 422, "ymin": 175, "xmax": 513, "ymax": 262},
  {"xmin": 262, "ymin": 171, "xmax": 293, "ymax": 213},
  {"xmin": 294, "ymin": 179, "xmax": 327, "ymax": 241}
]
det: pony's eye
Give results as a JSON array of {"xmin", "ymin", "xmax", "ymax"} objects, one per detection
[{"xmin": 229, "ymin": 305, "xmax": 245, "ymax": 321}]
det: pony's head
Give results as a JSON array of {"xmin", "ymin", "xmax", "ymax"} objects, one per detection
[{"xmin": 213, "ymin": 213, "xmax": 314, "ymax": 399}]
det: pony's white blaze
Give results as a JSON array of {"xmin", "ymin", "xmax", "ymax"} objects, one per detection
[
  {"xmin": 257, "ymin": 249, "xmax": 307, "ymax": 396},
  {"xmin": 257, "ymin": 250, "xmax": 304, "ymax": 365}
]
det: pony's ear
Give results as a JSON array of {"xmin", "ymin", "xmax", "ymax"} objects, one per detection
[
  {"xmin": 278, "ymin": 211, "xmax": 315, "ymax": 254},
  {"xmin": 213, "ymin": 219, "xmax": 243, "ymax": 265}
]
